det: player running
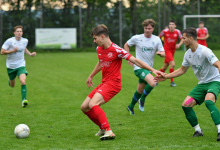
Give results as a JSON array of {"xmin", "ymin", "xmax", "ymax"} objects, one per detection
[
  {"xmin": 159, "ymin": 20, "xmax": 183, "ymax": 87},
  {"xmin": 80, "ymin": 24, "xmax": 164, "ymax": 141},
  {"xmin": 196, "ymin": 21, "xmax": 209, "ymax": 47},
  {"xmin": 1, "ymin": 25, "xmax": 36, "ymax": 107},
  {"xmin": 155, "ymin": 27, "xmax": 220, "ymax": 141},
  {"xmin": 124, "ymin": 19, "xmax": 165, "ymax": 114}
]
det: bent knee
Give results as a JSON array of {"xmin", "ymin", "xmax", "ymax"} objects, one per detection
[
  {"xmin": 20, "ymin": 80, "xmax": 26, "ymax": 85},
  {"xmin": 81, "ymin": 104, "xmax": 89, "ymax": 112},
  {"xmin": 149, "ymin": 82, "xmax": 156, "ymax": 87}
]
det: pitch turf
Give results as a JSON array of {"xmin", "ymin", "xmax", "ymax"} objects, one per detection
[{"xmin": 1, "ymin": 50, "xmax": 220, "ymax": 150}]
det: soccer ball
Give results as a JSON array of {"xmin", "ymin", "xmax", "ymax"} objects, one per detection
[{"xmin": 14, "ymin": 124, "xmax": 30, "ymax": 138}]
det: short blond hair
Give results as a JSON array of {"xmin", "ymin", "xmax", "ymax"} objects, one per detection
[
  {"xmin": 91, "ymin": 24, "xmax": 109, "ymax": 37},
  {"xmin": 14, "ymin": 25, "xmax": 23, "ymax": 32},
  {"xmin": 142, "ymin": 19, "xmax": 155, "ymax": 28}
]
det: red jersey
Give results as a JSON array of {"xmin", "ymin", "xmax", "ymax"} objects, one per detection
[
  {"xmin": 97, "ymin": 43, "xmax": 132, "ymax": 84},
  {"xmin": 196, "ymin": 27, "xmax": 208, "ymax": 47},
  {"xmin": 159, "ymin": 29, "xmax": 182, "ymax": 51}
]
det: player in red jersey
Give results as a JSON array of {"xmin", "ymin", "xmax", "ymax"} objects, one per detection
[
  {"xmin": 80, "ymin": 24, "xmax": 164, "ymax": 141},
  {"xmin": 196, "ymin": 21, "xmax": 209, "ymax": 47},
  {"xmin": 159, "ymin": 20, "xmax": 183, "ymax": 87}
]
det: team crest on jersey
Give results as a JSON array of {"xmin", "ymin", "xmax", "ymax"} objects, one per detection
[
  {"xmin": 174, "ymin": 34, "xmax": 177, "ymax": 37},
  {"xmin": 108, "ymin": 52, "xmax": 113, "ymax": 58},
  {"xmin": 152, "ymin": 42, "xmax": 155, "ymax": 45},
  {"xmin": 189, "ymin": 55, "xmax": 191, "ymax": 58}
]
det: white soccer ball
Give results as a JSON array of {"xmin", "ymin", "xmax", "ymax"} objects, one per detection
[{"xmin": 14, "ymin": 124, "xmax": 30, "ymax": 138}]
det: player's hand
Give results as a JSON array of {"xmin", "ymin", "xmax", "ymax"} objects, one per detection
[
  {"xmin": 30, "ymin": 52, "xmax": 37, "ymax": 57},
  {"xmin": 156, "ymin": 51, "xmax": 163, "ymax": 57},
  {"xmin": 86, "ymin": 76, "xmax": 94, "ymax": 88},
  {"xmin": 154, "ymin": 75, "xmax": 166, "ymax": 82},
  {"xmin": 14, "ymin": 47, "xmax": 18, "ymax": 52},
  {"xmin": 152, "ymin": 70, "xmax": 165, "ymax": 77},
  {"xmin": 175, "ymin": 44, "xmax": 180, "ymax": 49},
  {"xmin": 127, "ymin": 60, "xmax": 134, "ymax": 67}
]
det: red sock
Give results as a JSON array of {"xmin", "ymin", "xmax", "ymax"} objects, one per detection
[
  {"xmin": 170, "ymin": 68, "xmax": 174, "ymax": 82},
  {"xmin": 160, "ymin": 68, "xmax": 165, "ymax": 73},
  {"xmin": 91, "ymin": 105, "xmax": 111, "ymax": 131},
  {"xmin": 84, "ymin": 110, "xmax": 102, "ymax": 129}
]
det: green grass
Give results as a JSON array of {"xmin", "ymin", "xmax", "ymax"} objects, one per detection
[{"xmin": 1, "ymin": 50, "xmax": 220, "ymax": 149}]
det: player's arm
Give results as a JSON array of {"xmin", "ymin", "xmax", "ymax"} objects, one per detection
[
  {"xmin": 156, "ymin": 39, "xmax": 165, "ymax": 57},
  {"xmin": 128, "ymin": 56, "xmax": 164, "ymax": 76},
  {"xmin": 1, "ymin": 47, "xmax": 18, "ymax": 55},
  {"xmin": 86, "ymin": 61, "xmax": 101, "ymax": 88},
  {"xmin": 124, "ymin": 42, "xmax": 134, "ymax": 66},
  {"xmin": 176, "ymin": 39, "xmax": 184, "ymax": 49},
  {"xmin": 25, "ymin": 48, "xmax": 36, "ymax": 56},
  {"xmin": 213, "ymin": 60, "xmax": 220, "ymax": 73},
  {"xmin": 156, "ymin": 66, "xmax": 189, "ymax": 82},
  {"xmin": 156, "ymin": 51, "xmax": 165, "ymax": 57}
]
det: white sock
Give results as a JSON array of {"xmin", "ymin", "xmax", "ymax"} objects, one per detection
[
  {"xmin": 193, "ymin": 124, "xmax": 202, "ymax": 132},
  {"xmin": 216, "ymin": 124, "xmax": 220, "ymax": 133}
]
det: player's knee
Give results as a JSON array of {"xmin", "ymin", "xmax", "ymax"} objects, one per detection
[
  {"xmin": 182, "ymin": 97, "xmax": 195, "ymax": 107},
  {"xmin": 81, "ymin": 104, "xmax": 88, "ymax": 112},
  {"xmin": 20, "ymin": 80, "xmax": 26, "ymax": 85},
  {"xmin": 148, "ymin": 81, "xmax": 156, "ymax": 87}
]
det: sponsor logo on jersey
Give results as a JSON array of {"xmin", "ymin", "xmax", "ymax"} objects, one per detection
[
  {"xmin": 108, "ymin": 52, "xmax": 113, "ymax": 58},
  {"xmin": 189, "ymin": 55, "xmax": 191, "ymax": 58},
  {"xmin": 167, "ymin": 38, "xmax": 176, "ymax": 43},
  {"xmin": 192, "ymin": 65, "xmax": 202, "ymax": 70},
  {"xmin": 142, "ymin": 46, "xmax": 153, "ymax": 53},
  {"xmin": 100, "ymin": 60, "xmax": 112, "ymax": 67},
  {"xmin": 18, "ymin": 49, "xmax": 24, "ymax": 52}
]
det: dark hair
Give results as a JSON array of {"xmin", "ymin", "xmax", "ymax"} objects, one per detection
[
  {"xmin": 14, "ymin": 25, "xmax": 23, "ymax": 32},
  {"xmin": 169, "ymin": 20, "xmax": 176, "ymax": 24},
  {"xmin": 199, "ymin": 21, "xmax": 204, "ymax": 24},
  {"xmin": 91, "ymin": 24, "xmax": 109, "ymax": 37},
  {"xmin": 182, "ymin": 27, "xmax": 197, "ymax": 40},
  {"xmin": 142, "ymin": 19, "xmax": 155, "ymax": 27}
]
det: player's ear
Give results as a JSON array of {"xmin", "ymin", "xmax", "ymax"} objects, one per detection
[{"xmin": 101, "ymin": 34, "xmax": 105, "ymax": 39}]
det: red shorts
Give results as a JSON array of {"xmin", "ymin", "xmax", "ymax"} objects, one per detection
[
  {"xmin": 88, "ymin": 82, "xmax": 121, "ymax": 103},
  {"xmin": 164, "ymin": 50, "xmax": 175, "ymax": 63}
]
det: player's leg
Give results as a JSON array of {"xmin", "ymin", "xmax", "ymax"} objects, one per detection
[
  {"xmin": 160, "ymin": 50, "xmax": 170, "ymax": 73},
  {"xmin": 169, "ymin": 50, "xmax": 176, "ymax": 87},
  {"xmin": 127, "ymin": 82, "xmax": 145, "ymax": 115},
  {"xmin": 81, "ymin": 95, "xmax": 104, "ymax": 136},
  {"xmin": 7, "ymin": 68, "xmax": 17, "ymax": 87},
  {"xmin": 138, "ymin": 73, "xmax": 156, "ymax": 112},
  {"xmin": 204, "ymin": 82, "xmax": 220, "ymax": 141},
  {"xmin": 19, "ymin": 73, "xmax": 28, "ymax": 107},
  {"xmin": 182, "ymin": 84, "xmax": 206, "ymax": 137}
]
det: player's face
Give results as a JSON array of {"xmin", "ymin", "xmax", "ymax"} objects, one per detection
[
  {"xmin": 144, "ymin": 25, "xmax": 154, "ymax": 37},
  {"xmin": 93, "ymin": 35, "xmax": 104, "ymax": 46},
  {"xmin": 182, "ymin": 33, "xmax": 191, "ymax": 47},
  {"xmin": 199, "ymin": 23, "xmax": 204, "ymax": 28},
  {"xmin": 14, "ymin": 28, "xmax": 23, "ymax": 38},
  {"xmin": 169, "ymin": 22, "xmax": 176, "ymax": 31}
]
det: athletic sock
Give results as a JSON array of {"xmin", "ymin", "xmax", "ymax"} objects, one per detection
[
  {"xmin": 216, "ymin": 124, "xmax": 220, "ymax": 133},
  {"xmin": 182, "ymin": 106, "xmax": 198, "ymax": 127},
  {"xmin": 91, "ymin": 105, "xmax": 111, "ymax": 131},
  {"xmin": 205, "ymin": 100, "xmax": 220, "ymax": 125},
  {"xmin": 84, "ymin": 110, "xmax": 102, "ymax": 129},
  {"xmin": 129, "ymin": 91, "xmax": 142, "ymax": 109},
  {"xmin": 170, "ymin": 68, "xmax": 174, "ymax": 82},
  {"xmin": 21, "ymin": 85, "xmax": 27, "ymax": 101},
  {"xmin": 160, "ymin": 68, "xmax": 165, "ymax": 73},
  {"xmin": 193, "ymin": 124, "xmax": 202, "ymax": 132},
  {"xmin": 140, "ymin": 84, "xmax": 154, "ymax": 102}
]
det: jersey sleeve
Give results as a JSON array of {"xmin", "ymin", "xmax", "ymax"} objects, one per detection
[
  {"xmin": 115, "ymin": 48, "xmax": 132, "ymax": 60},
  {"xmin": 157, "ymin": 38, "xmax": 165, "ymax": 52},
  {"xmin": 182, "ymin": 51, "xmax": 190, "ymax": 67},
  {"xmin": 204, "ymin": 27, "xmax": 208, "ymax": 34},
  {"xmin": 177, "ymin": 29, "xmax": 182, "ymax": 39},
  {"xmin": 127, "ymin": 35, "xmax": 137, "ymax": 47},
  {"xmin": 2, "ymin": 39, "xmax": 11, "ymax": 50},
  {"xmin": 159, "ymin": 30, "xmax": 165, "ymax": 38},
  {"xmin": 204, "ymin": 48, "xmax": 218, "ymax": 65}
]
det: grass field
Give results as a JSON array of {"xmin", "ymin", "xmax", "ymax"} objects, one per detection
[{"xmin": 1, "ymin": 50, "xmax": 220, "ymax": 150}]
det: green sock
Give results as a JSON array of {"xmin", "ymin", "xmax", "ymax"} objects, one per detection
[
  {"xmin": 182, "ymin": 106, "xmax": 198, "ymax": 127},
  {"xmin": 205, "ymin": 100, "xmax": 220, "ymax": 125},
  {"xmin": 140, "ymin": 84, "xmax": 154, "ymax": 102},
  {"xmin": 129, "ymin": 91, "xmax": 142, "ymax": 109},
  {"xmin": 21, "ymin": 85, "xmax": 27, "ymax": 101}
]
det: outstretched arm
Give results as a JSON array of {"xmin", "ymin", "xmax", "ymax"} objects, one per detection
[
  {"xmin": 25, "ymin": 48, "xmax": 36, "ymax": 56},
  {"xmin": 124, "ymin": 42, "xmax": 134, "ymax": 66},
  {"xmin": 155, "ymin": 65, "xmax": 189, "ymax": 82},
  {"xmin": 1, "ymin": 47, "xmax": 18, "ymax": 55},
  {"xmin": 128, "ymin": 56, "xmax": 164, "ymax": 76},
  {"xmin": 86, "ymin": 61, "xmax": 102, "ymax": 88},
  {"xmin": 176, "ymin": 39, "xmax": 184, "ymax": 49}
]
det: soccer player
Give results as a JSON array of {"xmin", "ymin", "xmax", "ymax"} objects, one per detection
[
  {"xmin": 1, "ymin": 25, "xmax": 36, "ymax": 107},
  {"xmin": 155, "ymin": 27, "xmax": 220, "ymax": 141},
  {"xmin": 80, "ymin": 24, "xmax": 164, "ymax": 141},
  {"xmin": 124, "ymin": 19, "xmax": 165, "ymax": 114},
  {"xmin": 196, "ymin": 21, "xmax": 209, "ymax": 47},
  {"xmin": 159, "ymin": 20, "xmax": 183, "ymax": 87}
]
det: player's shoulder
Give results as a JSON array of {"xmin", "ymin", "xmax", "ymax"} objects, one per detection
[
  {"xmin": 151, "ymin": 34, "xmax": 161, "ymax": 41},
  {"xmin": 131, "ymin": 34, "xmax": 144, "ymax": 40},
  {"xmin": 111, "ymin": 43, "xmax": 123, "ymax": 50},
  {"xmin": 174, "ymin": 29, "xmax": 181, "ymax": 33},
  {"xmin": 21, "ymin": 37, "xmax": 28, "ymax": 42},
  {"xmin": 203, "ymin": 27, "xmax": 208, "ymax": 31},
  {"xmin": 6, "ymin": 37, "xmax": 15, "ymax": 42}
]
